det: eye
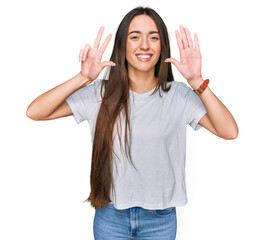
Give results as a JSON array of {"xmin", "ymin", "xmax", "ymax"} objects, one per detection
[
  {"xmin": 130, "ymin": 36, "xmax": 139, "ymax": 40},
  {"xmin": 150, "ymin": 36, "xmax": 159, "ymax": 40}
]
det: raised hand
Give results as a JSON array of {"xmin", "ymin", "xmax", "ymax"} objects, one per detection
[
  {"xmin": 79, "ymin": 26, "xmax": 115, "ymax": 82},
  {"xmin": 164, "ymin": 25, "xmax": 202, "ymax": 85}
]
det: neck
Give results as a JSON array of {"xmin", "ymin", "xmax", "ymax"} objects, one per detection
[{"xmin": 128, "ymin": 69, "xmax": 158, "ymax": 94}]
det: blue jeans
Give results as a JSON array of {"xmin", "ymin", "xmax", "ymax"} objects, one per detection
[{"xmin": 93, "ymin": 203, "xmax": 177, "ymax": 240}]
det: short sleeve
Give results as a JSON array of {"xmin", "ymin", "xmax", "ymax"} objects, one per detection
[
  {"xmin": 185, "ymin": 85, "xmax": 207, "ymax": 131},
  {"xmin": 65, "ymin": 79, "xmax": 102, "ymax": 124}
]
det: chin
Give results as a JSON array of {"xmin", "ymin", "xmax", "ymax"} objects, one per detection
[
  {"xmin": 129, "ymin": 63, "xmax": 157, "ymax": 74},
  {"xmin": 134, "ymin": 67, "xmax": 155, "ymax": 73}
]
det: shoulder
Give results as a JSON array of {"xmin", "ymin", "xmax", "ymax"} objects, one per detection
[
  {"xmin": 85, "ymin": 78, "xmax": 104, "ymax": 89},
  {"xmin": 168, "ymin": 80, "xmax": 192, "ymax": 98},
  {"xmin": 92, "ymin": 78, "xmax": 104, "ymax": 86},
  {"xmin": 79, "ymin": 78, "xmax": 104, "ymax": 94},
  {"xmin": 69, "ymin": 79, "xmax": 104, "ymax": 100}
]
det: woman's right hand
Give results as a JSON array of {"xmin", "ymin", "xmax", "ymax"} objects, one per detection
[{"xmin": 79, "ymin": 26, "xmax": 115, "ymax": 83}]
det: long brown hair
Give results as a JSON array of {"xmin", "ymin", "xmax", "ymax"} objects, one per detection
[{"xmin": 84, "ymin": 6, "xmax": 174, "ymax": 209}]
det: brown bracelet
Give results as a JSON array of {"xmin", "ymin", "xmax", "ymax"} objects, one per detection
[{"xmin": 193, "ymin": 79, "xmax": 209, "ymax": 95}]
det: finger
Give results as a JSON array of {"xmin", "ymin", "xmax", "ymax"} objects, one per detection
[
  {"xmin": 93, "ymin": 26, "xmax": 104, "ymax": 49},
  {"xmin": 79, "ymin": 49, "xmax": 84, "ymax": 63},
  {"xmin": 98, "ymin": 34, "xmax": 112, "ymax": 59},
  {"xmin": 164, "ymin": 58, "xmax": 181, "ymax": 69},
  {"xmin": 175, "ymin": 29, "xmax": 183, "ymax": 50},
  {"xmin": 82, "ymin": 43, "xmax": 91, "ymax": 61},
  {"xmin": 180, "ymin": 25, "xmax": 189, "ymax": 49},
  {"xmin": 101, "ymin": 61, "xmax": 116, "ymax": 68},
  {"xmin": 194, "ymin": 33, "xmax": 200, "ymax": 51},
  {"xmin": 185, "ymin": 27, "xmax": 193, "ymax": 48}
]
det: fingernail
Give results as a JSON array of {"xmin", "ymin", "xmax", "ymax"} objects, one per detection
[
  {"xmin": 82, "ymin": 56, "xmax": 86, "ymax": 61},
  {"xmin": 112, "ymin": 63, "xmax": 116, "ymax": 66}
]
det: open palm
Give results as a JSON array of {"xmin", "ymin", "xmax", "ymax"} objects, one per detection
[
  {"xmin": 79, "ymin": 27, "xmax": 115, "ymax": 82},
  {"xmin": 165, "ymin": 25, "xmax": 202, "ymax": 82}
]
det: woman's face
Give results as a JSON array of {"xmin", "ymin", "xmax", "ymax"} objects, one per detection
[{"xmin": 126, "ymin": 15, "xmax": 161, "ymax": 76}]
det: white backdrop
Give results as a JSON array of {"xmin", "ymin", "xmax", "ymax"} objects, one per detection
[{"xmin": 1, "ymin": 0, "xmax": 264, "ymax": 239}]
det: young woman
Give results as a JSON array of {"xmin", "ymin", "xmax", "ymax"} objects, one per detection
[{"xmin": 26, "ymin": 6, "xmax": 238, "ymax": 240}]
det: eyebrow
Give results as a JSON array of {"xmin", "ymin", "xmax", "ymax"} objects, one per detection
[{"xmin": 128, "ymin": 30, "xmax": 159, "ymax": 35}]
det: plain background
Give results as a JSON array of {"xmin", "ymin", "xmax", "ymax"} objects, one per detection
[{"xmin": 1, "ymin": 0, "xmax": 264, "ymax": 239}]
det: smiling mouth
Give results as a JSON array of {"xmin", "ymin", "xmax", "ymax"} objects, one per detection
[{"xmin": 136, "ymin": 54, "xmax": 153, "ymax": 62}]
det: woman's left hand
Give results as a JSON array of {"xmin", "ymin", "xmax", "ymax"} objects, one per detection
[{"xmin": 164, "ymin": 25, "xmax": 202, "ymax": 88}]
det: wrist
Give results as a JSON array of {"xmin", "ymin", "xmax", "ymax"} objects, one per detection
[
  {"xmin": 188, "ymin": 76, "xmax": 204, "ymax": 90},
  {"xmin": 78, "ymin": 72, "xmax": 92, "ymax": 86},
  {"xmin": 192, "ymin": 78, "xmax": 210, "ymax": 96}
]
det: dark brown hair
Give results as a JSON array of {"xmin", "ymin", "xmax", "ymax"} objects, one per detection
[{"xmin": 84, "ymin": 6, "xmax": 174, "ymax": 209}]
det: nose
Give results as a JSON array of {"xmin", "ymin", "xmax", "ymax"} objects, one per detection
[{"xmin": 139, "ymin": 37, "xmax": 150, "ymax": 50}]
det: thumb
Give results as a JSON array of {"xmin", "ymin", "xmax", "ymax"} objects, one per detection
[
  {"xmin": 101, "ymin": 61, "xmax": 116, "ymax": 68},
  {"xmin": 164, "ymin": 58, "xmax": 181, "ymax": 70}
]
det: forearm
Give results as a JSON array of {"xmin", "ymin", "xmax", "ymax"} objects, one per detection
[
  {"xmin": 190, "ymin": 76, "xmax": 239, "ymax": 138},
  {"xmin": 26, "ymin": 72, "xmax": 91, "ymax": 119}
]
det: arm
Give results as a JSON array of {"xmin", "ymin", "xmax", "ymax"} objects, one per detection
[
  {"xmin": 165, "ymin": 25, "xmax": 238, "ymax": 140},
  {"xmin": 26, "ymin": 26, "xmax": 115, "ymax": 121},
  {"xmin": 190, "ymin": 76, "xmax": 238, "ymax": 140},
  {"xmin": 26, "ymin": 72, "xmax": 91, "ymax": 120}
]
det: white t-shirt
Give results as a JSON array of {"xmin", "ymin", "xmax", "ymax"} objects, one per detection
[{"xmin": 65, "ymin": 79, "xmax": 207, "ymax": 210}]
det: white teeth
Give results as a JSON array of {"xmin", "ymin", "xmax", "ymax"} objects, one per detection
[{"xmin": 137, "ymin": 55, "xmax": 152, "ymax": 59}]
